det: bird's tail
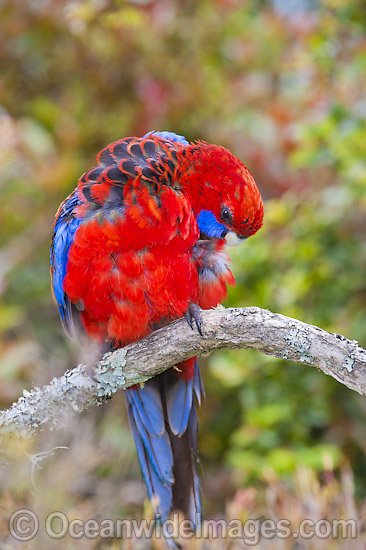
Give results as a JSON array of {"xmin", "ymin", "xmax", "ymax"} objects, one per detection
[{"xmin": 125, "ymin": 357, "xmax": 204, "ymax": 536}]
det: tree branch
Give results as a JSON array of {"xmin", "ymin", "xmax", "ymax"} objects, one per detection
[{"xmin": 1, "ymin": 306, "xmax": 365, "ymax": 438}]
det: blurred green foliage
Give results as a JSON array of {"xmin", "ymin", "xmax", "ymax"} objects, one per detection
[{"xmin": 0, "ymin": 0, "xmax": 366, "ymax": 520}]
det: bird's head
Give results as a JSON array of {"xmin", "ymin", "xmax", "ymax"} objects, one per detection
[{"xmin": 178, "ymin": 142, "xmax": 264, "ymax": 245}]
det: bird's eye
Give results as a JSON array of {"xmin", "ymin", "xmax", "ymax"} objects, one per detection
[{"xmin": 221, "ymin": 206, "xmax": 232, "ymax": 224}]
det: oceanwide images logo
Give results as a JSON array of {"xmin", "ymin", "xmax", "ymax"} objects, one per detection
[{"xmin": 8, "ymin": 510, "xmax": 357, "ymax": 544}]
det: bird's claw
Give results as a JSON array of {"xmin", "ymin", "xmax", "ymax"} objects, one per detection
[{"xmin": 185, "ymin": 303, "xmax": 203, "ymax": 336}]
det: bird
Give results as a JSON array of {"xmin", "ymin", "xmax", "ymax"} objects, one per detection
[{"xmin": 50, "ymin": 130, "xmax": 263, "ymax": 538}]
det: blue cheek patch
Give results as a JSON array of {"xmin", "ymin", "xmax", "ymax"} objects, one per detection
[{"xmin": 197, "ymin": 210, "xmax": 227, "ymax": 238}]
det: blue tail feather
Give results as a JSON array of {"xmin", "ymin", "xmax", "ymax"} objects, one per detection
[
  {"xmin": 166, "ymin": 378, "xmax": 193, "ymax": 436},
  {"xmin": 193, "ymin": 358, "xmax": 205, "ymax": 406},
  {"xmin": 127, "ymin": 402, "xmax": 172, "ymax": 522},
  {"xmin": 127, "ymin": 385, "xmax": 165, "ymax": 437},
  {"xmin": 186, "ymin": 404, "xmax": 202, "ymax": 526},
  {"xmin": 125, "ymin": 360, "xmax": 204, "ymax": 534},
  {"xmin": 127, "ymin": 393, "xmax": 174, "ymax": 485}
]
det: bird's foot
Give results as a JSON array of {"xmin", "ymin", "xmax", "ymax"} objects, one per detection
[{"xmin": 185, "ymin": 303, "xmax": 203, "ymax": 336}]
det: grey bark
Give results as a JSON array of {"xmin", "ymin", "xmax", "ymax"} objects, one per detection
[{"xmin": 0, "ymin": 306, "xmax": 365, "ymax": 438}]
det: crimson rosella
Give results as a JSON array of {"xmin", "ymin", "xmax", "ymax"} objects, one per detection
[{"xmin": 51, "ymin": 131, "xmax": 263, "ymax": 528}]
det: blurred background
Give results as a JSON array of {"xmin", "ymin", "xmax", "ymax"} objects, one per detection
[{"xmin": 0, "ymin": 0, "xmax": 365, "ymax": 548}]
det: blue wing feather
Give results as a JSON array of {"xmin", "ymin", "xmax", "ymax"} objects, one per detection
[
  {"xmin": 143, "ymin": 130, "xmax": 189, "ymax": 147},
  {"xmin": 50, "ymin": 191, "xmax": 82, "ymax": 333}
]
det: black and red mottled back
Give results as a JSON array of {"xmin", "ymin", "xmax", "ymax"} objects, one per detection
[{"xmin": 77, "ymin": 136, "xmax": 186, "ymax": 221}]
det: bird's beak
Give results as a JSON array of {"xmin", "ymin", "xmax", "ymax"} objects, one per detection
[{"xmin": 225, "ymin": 231, "xmax": 248, "ymax": 246}]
